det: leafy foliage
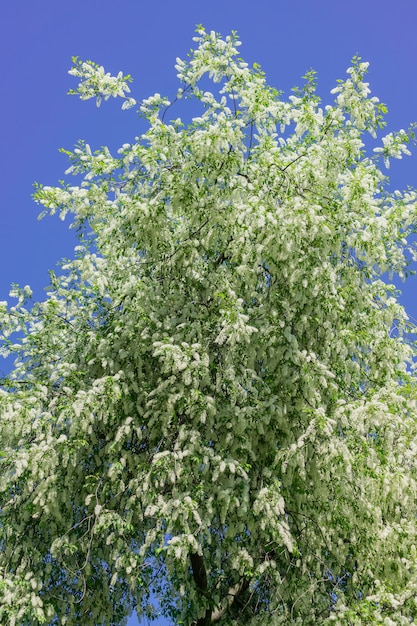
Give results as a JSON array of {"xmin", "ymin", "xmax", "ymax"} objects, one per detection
[{"xmin": 1, "ymin": 26, "xmax": 417, "ymax": 625}]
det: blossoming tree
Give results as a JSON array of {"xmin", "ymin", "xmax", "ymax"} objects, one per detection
[{"xmin": 1, "ymin": 26, "xmax": 417, "ymax": 625}]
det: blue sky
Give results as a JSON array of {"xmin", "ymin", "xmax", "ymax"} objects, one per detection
[{"xmin": 1, "ymin": 1, "xmax": 417, "ymax": 624}]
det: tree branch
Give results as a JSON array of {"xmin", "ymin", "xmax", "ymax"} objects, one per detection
[
  {"xmin": 190, "ymin": 552, "xmax": 250, "ymax": 625},
  {"xmin": 211, "ymin": 578, "xmax": 250, "ymax": 622},
  {"xmin": 190, "ymin": 552, "xmax": 211, "ymax": 626},
  {"xmin": 190, "ymin": 552, "xmax": 208, "ymax": 593}
]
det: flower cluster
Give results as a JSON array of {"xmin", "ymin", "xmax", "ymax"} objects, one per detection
[{"xmin": 68, "ymin": 57, "xmax": 132, "ymax": 107}]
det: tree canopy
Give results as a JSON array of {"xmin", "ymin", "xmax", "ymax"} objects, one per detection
[{"xmin": 1, "ymin": 26, "xmax": 417, "ymax": 625}]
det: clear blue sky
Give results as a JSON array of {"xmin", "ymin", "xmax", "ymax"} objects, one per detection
[{"xmin": 1, "ymin": 1, "xmax": 417, "ymax": 624}]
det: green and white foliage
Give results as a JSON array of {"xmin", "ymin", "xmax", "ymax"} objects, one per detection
[{"xmin": 1, "ymin": 26, "xmax": 417, "ymax": 625}]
